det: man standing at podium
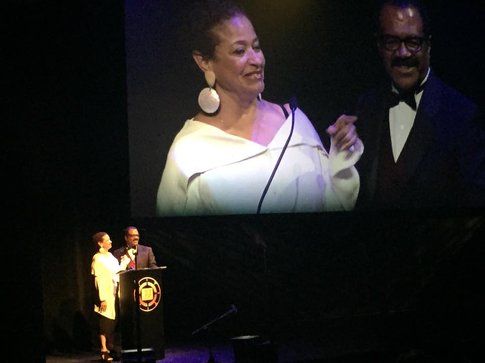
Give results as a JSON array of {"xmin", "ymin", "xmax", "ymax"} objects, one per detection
[{"xmin": 113, "ymin": 226, "xmax": 158, "ymax": 270}]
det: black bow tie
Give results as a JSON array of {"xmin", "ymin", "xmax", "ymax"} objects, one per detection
[
  {"xmin": 387, "ymin": 82, "xmax": 426, "ymax": 111},
  {"xmin": 388, "ymin": 91, "xmax": 417, "ymax": 110}
]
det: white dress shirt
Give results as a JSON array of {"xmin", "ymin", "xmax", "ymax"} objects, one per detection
[{"xmin": 389, "ymin": 68, "xmax": 430, "ymax": 161}]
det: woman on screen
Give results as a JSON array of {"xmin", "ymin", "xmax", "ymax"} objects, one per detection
[{"xmin": 156, "ymin": 0, "xmax": 363, "ymax": 216}]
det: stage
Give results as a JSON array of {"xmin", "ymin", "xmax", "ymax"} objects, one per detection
[{"xmin": 45, "ymin": 339, "xmax": 401, "ymax": 363}]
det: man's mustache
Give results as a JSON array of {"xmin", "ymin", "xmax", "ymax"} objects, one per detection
[{"xmin": 392, "ymin": 57, "xmax": 419, "ymax": 68}]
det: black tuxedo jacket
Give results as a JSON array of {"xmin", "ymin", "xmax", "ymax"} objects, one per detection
[
  {"xmin": 355, "ymin": 72, "xmax": 485, "ymax": 211},
  {"xmin": 113, "ymin": 244, "xmax": 158, "ymax": 269}
]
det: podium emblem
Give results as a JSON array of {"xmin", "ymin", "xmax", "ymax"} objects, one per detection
[{"xmin": 135, "ymin": 276, "xmax": 162, "ymax": 312}]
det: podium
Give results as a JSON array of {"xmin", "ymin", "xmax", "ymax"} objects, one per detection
[{"xmin": 119, "ymin": 267, "xmax": 166, "ymax": 361}]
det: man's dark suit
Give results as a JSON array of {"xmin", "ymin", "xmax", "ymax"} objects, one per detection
[
  {"xmin": 355, "ymin": 72, "xmax": 485, "ymax": 211},
  {"xmin": 113, "ymin": 244, "xmax": 158, "ymax": 269}
]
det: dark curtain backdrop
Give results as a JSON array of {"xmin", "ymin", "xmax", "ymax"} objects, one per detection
[
  {"xmin": 9, "ymin": 0, "xmax": 484, "ymax": 361},
  {"xmin": 41, "ymin": 213, "xmax": 485, "ymax": 360}
]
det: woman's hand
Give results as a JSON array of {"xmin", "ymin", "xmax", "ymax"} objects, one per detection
[
  {"xmin": 100, "ymin": 300, "xmax": 107, "ymax": 312},
  {"xmin": 326, "ymin": 114, "xmax": 358, "ymax": 151}
]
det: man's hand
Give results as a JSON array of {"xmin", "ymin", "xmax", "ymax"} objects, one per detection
[{"xmin": 120, "ymin": 255, "xmax": 130, "ymax": 270}]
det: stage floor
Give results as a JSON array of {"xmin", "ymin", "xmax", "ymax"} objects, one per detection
[
  {"xmin": 46, "ymin": 343, "xmax": 234, "ymax": 363},
  {"xmin": 44, "ymin": 340, "xmax": 399, "ymax": 363}
]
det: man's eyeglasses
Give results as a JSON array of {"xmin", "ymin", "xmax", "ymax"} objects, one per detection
[
  {"xmin": 127, "ymin": 234, "xmax": 139, "ymax": 237},
  {"xmin": 378, "ymin": 35, "xmax": 428, "ymax": 53}
]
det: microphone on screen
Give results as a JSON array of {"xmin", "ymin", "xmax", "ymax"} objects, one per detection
[
  {"xmin": 256, "ymin": 95, "xmax": 298, "ymax": 214},
  {"xmin": 289, "ymin": 96, "xmax": 298, "ymax": 113}
]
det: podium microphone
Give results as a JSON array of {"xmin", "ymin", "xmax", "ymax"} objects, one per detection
[{"xmin": 191, "ymin": 304, "xmax": 238, "ymax": 336}]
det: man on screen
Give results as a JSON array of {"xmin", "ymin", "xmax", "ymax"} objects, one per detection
[
  {"xmin": 113, "ymin": 226, "xmax": 158, "ymax": 270},
  {"xmin": 355, "ymin": 0, "xmax": 485, "ymax": 211}
]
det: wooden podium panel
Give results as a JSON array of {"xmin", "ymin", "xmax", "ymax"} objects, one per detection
[{"xmin": 119, "ymin": 267, "xmax": 165, "ymax": 360}]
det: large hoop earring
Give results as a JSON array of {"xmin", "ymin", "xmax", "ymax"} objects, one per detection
[{"xmin": 198, "ymin": 70, "xmax": 220, "ymax": 114}]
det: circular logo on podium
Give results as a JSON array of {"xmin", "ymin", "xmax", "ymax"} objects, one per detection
[{"xmin": 134, "ymin": 277, "xmax": 162, "ymax": 312}]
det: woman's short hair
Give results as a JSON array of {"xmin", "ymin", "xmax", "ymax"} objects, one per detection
[{"xmin": 188, "ymin": 0, "xmax": 247, "ymax": 59}]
